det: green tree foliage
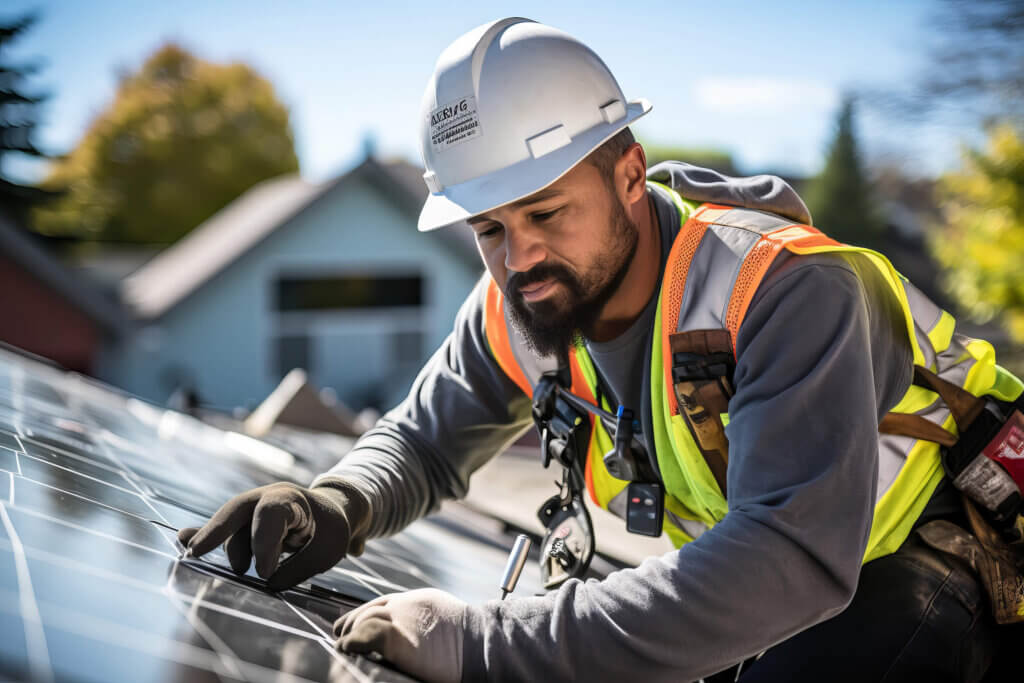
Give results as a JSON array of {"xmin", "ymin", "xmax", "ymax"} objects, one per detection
[
  {"xmin": 932, "ymin": 124, "xmax": 1024, "ymax": 341},
  {"xmin": 0, "ymin": 13, "xmax": 54, "ymax": 219},
  {"xmin": 33, "ymin": 44, "xmax": 299, "ymax": 243},
  {"xmin": 803, "ymin": 97, "xmax": 884, "ymax": 247},
  {"xmin": 641, "ymin": 142, "xmax": 738, "ymax": 176}
]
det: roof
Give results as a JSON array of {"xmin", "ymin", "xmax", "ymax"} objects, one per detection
[
  {"xmin": 0, "ymin": 343, "xmax": 583, "ymax": 682},
  {"xmin": 0, "ymin": 211, "xmax": 130, "ymax": 337},
  {"xmin": 122, "ymin": 157, "xmax": 480, "ymax": 320}
]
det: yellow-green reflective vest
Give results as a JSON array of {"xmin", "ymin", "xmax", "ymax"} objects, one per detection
[{"xmin": 483, "ymin": 184, "xmax": 1024, "ymax": 562}]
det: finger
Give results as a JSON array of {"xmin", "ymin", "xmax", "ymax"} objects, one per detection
[
  {"xmin": 333, "ymin": 597, "xmax": 392, "ymax": 638},
  {"xmin": 224, "ymin": 522, "xmax": 253, "ymax": 574},
  {"xmin": 177, "ymin": 527, "xmax": 199, "ymax": 548},
  {"xmin": 251, "ymin": 499, "xmax": 293, "ymax": 579},
  {"xmin": 337, "ymin": 616, "xmax": 395, "ymax": 656},
  {"xmin": 186, "ymin": 490, "xmax": 262, "ymax": 557},
  {"xmin": 266, "ymin": 527, "xmax": 350, "ymax": 591}
]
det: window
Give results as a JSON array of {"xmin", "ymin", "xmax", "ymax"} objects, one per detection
[{"xmin": 276, "ymin": 275, "xmax": 422, "ymax": 312}]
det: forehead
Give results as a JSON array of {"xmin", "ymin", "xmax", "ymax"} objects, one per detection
[{"xmin": 468, "ymin": 161, "xmax": 604, "ymax": 224}]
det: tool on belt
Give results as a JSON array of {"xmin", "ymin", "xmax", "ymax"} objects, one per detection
[
  {"xmin": 530, "ymin": 365, "xmax": 663, "ymax": 588},
  {"xmin": 883, "ymin": 366, "xmax": 1024, "ymax": 624}
]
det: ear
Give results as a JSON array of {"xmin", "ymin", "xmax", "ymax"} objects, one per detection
[{"xmin": 615, "ymin": 143, "xmax": 648, "ymax": 206}]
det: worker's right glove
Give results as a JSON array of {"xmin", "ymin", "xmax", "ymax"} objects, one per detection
[{"xmin": 177, "ymin": 481, "xmax": 372, "ymax": 591}]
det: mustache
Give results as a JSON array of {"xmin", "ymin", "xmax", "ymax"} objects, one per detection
[{"xmin": 505, "ymin": 263, "xmax": 578, "ymax": 298}]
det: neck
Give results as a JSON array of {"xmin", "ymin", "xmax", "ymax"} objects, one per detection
[{"xmin": 587, "ymin": 190, "xmax": 660, "ymax": 342}]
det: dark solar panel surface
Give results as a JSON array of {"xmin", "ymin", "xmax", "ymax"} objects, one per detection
[{"xmin": 0, "ymin": 349, "xmax": 545, "ymax": 682}]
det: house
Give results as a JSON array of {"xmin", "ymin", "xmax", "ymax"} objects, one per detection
[
  {"xmin": 0, "ymin": 210, "xmax": 129, "ymax": 373},
  {"xmin": 100, "ymin": 157, "xmax": 482, "ymax": 412}
]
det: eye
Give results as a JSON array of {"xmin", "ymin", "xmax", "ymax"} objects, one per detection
[
  {"xmin": 475, "ymin": 224, "xmax": 503, "ymax": 239},
  {"xmin": 531, "ymin": 208, "xmax": 561, "ymax": 223}
]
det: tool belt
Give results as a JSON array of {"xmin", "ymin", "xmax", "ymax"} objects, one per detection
[{"xmin": 880, "ymin": 366, "xmax": 1024, "ymax": 624}]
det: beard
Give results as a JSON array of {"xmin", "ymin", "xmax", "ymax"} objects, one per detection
[{"xmin": 505, "ymin": 196, "xmax": 639, "ymax": 360}]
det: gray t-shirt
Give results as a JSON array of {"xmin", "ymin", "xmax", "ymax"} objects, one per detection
[
  {"xmin": 585, "ymin": 183, "xmax": 678, "ymax": 464},
  {"xmin": 313, "ymin": 162, "xmax": 915, "ymax": 681}
]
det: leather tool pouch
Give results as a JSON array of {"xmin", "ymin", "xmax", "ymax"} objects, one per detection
[
  {"xmin": 669, "ymin": 329, "xmax": 734, "ymax": 496},
  {"xmin": 882, "ymin": 366, "xmax": 1024, "ymax": 624}
]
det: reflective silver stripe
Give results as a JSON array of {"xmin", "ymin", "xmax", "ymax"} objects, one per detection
[
  {"xmin": 673, "ymin": 207, "xmax": 979, "ymax": 517},
  {"xmin": 873, "ymin": 277, "xmax": 976, "ymax": 503},
  {"xmin": 666, "ymin": 509, "xmax": 708, "ymax": 540},
  {"xmin": 902, "ymin": 280, "xmax": 942, "ymax": 370},
  {"xmin": 677, "ymin": 224, "xmax": 761, "ymax": 331}
]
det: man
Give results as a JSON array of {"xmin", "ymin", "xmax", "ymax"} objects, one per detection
[{"xmin": 180, "ymin": 18, "xmax": 1020, "ymax": 682}]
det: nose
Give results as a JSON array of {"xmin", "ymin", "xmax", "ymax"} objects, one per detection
[{"xmin": 504, "ymin": 223, "xmax": 547, "ymax": 274}]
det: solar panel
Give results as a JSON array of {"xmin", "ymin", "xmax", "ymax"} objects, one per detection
[{"xmin": 0, "ymin": 348, "xmax": 548, "ymax": 682}]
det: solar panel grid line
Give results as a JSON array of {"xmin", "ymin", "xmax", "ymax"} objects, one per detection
[
  {"xmin": 87, "ymin": 423, "xmax": 178, "ymax": 530},
  {"xmin": 315, "ymin": 638, "xmax": 376, "ymax": 683},
  {"xmin": 0, "ymin": 537, "xmax": 167, "ymax": 596},
  {"xmin": 0, "ymin": 503, "xmax": 55, "ymax": 683},
  {"xmin": 27, "ymin": 595, "xmax": 233, "ymax": 681},
  {"xmin": 15, "ymin": 436, "xmax": 115, "ymax": 474},
  {"xmin": 8, "ymin": 504, "xmax": 178, "ymax": 561},
  {"xmin": 167, "ymin": 581, "xmax": 248, "ymax": 682},
  {"xmin": 279, "ymin": 597, "xmax": 332, "ymax": 640},
  {"xmin": 166, "ymin": 586, "xmax": 323, "ymax": 641},
  {"xmin": 19, "ymin": 452, "xmax": 142, "ymax": 497},
  {"xmin": 12, "ymin": 474, "xmax": 154, "ymax": 520}
]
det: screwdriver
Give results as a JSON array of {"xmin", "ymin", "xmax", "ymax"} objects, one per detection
[{"xmin": 499, "ymin": 534, "xmax": 532, "ymax": 600}]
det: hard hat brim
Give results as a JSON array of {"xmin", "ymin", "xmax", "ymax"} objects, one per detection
[{"xmin": 417, "ymin": 99, "xmax": 652, "ymax": 232}]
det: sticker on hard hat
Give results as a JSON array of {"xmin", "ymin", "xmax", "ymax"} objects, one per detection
[{"xmin": 429, "ymin": 95, "xmax": 482, "ymax": 152}]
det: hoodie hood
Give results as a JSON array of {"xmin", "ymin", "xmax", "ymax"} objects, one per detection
[{"xmin": 647, "ymin": 161, "xmax": 812, "ymax": 226}]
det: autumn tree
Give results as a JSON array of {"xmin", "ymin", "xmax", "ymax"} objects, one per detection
[
  {"xmin": 803, "ymin": 97, "xmax": 884, "ymax": 247},
  {"xmin": 932, "ymin": 124, "xmax": 1024, "ymax": 341},
  {"xmin": 33, "ymin": 44, "xmax": 299, "ymax": 243}
]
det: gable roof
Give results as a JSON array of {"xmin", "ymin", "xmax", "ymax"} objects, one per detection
[
  {"xmin": 0, "ymin": 211, "xmax": 130, "ymax": 337},
  {"xmin": 122, "ymin": 157, "xmax": 480, "ymax": 320}
]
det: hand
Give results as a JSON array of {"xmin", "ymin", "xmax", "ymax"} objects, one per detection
[
  {"xmin": 177, "ymin": 481, "xmax": 371, "ymax": 590},
  {"xmin": 334, "ymin": 588, "xmax": 466, "ymax": 683}
]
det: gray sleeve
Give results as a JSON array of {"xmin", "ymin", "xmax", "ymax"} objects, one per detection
[
  {"xmin": 312, "ymin": 275, "xmax": 533, "ymax": 538},
  {"xmin": 461, "ymin": 254, "xmax": 913, "ymax": 682}
]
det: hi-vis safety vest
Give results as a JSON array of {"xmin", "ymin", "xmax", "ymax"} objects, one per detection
[{"xmin": 484, "ymin": 183, "xmax": 1024, "ymax": 562}]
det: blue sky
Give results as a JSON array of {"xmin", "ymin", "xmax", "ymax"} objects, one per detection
[{"xmin": 4, "ymin": 0, "xmax": 961, "ymax": 183}]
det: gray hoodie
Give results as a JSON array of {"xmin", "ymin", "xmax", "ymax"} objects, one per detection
[{"xmin": 314, "ymin": 162, "xmax": 913, "ymax": 681}]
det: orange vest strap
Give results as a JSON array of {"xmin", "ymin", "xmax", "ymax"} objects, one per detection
[
  {"xmin": 484, "ymin": 280, "xmax": 533, "ymax": 397},
  {"xmin": 724, "ymin": 224, "xmax": 841, "ymax": 353},
  {"xmin": 660, "ymin": 204, "xmax": 720, "ymax": 416}
]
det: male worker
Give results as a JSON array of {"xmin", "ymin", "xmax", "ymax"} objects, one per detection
[{"xmin": 180, "ymin": 18, "xmax": 1021, "ymax": 682}]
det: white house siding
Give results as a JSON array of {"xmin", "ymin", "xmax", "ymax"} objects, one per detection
[{"xmin": 98, "ymin": 175, "xmax": 481, "ymax": 413}]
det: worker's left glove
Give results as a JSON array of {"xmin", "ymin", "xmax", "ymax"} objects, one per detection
[{"xmin": 334, "ymin": 588, "xmax": 465, "ymax": 683}]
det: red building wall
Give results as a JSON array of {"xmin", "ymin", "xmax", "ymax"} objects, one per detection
[{"xmin": 0, "ymin": 253, "xmax": 101, "ymax": 373}]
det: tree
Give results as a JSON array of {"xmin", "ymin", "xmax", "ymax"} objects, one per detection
[
  {"xmin": 803, "ymin": 97, "xmax": 884, "ymax": 247},
  {"xmin": 0, "ymin": 13, "xmax": 55, "ymax": 220},
  {"xmin": 931, "ymin": 124, "xmax": 1024, "ymax": 341},
  {"xmin": 640, "ymin": 142, "xmax": 738, "ymax": 177},
  {"xmin": 917, "ymin": 0, "xmax": 1023, "ymax": 124},
  {"xmin": 33, "ymin": 44, "xmax": 299, "ymax": 243}
]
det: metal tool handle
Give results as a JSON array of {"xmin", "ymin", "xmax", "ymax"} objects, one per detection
[{"xmin": 499, "ymin": 534, "xmax": 532, "ymax": 599}]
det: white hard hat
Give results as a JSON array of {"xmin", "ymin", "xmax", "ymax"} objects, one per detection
[{"xmin": 417, "ymin": 17, "xmax": 651, "ymax": 232}]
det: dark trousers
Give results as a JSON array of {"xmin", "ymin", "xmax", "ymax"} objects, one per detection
[{"xmin": 719, "ymin": 534, "xmax": 1010, "ymax": 683}]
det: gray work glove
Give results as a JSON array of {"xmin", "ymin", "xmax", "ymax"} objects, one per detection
[
  {"xmin": 334, "ymin": 588, "xmax": 466, "ymax": 683},
  {"xmin": 177, "ymin": 481, "xmax": 371, "ymax": 590}
]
